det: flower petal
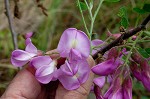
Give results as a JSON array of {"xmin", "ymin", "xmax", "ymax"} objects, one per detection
[
  {"xmin": 91, "ymin": 39, "xmax": 104, "ymax": 55},
  {"xmin": 35, "ymin": 69, "xmax": 54, "ymax": 84},
  {"xmin": 11, "ymin": 57, "xmax": 28, "ymax": 67},
  {"xmin": 60, "ymin": 61, "xmax": 74, "ymax": 76},
  {"xmin": 76, "ymin": 60, "xmax": 90, "ymax": 84},
  {"xmin": 93, "ymin": 76, "xmax": 105, "ymax": 88},
  {"xmin": 92, "ymin": 58, "xmax": 119, "ymax": 76},
  {"xmin": 58, "ymin": 75, "xmax": 80, "ymax": 90},
  {"xmin": 123, "ymin": 76, "xmax": 132, "ymax": 99},
  {"xmin": 57, "ymin": 28, "xmax": 90, "ymax": 58},
  {"xmin": 58, "ymin": 60, "xmax": 90, "ymax": 90},
  {"xmin": 57, "ymin": 28, "xmax": 77, "ymax": 57},
  {"xmin": 25, "ymin": 32, "xmax": 33, "ymax": 38},
  {"xmin": 25, "ymin": 38, "xmax": 32, "ymax": 46},
  {"xmin": 30, "ymin": 56, "xmax": 52, "ymax": 69},
  {"xmin": 35, "ymin": 62, "xmax": 57, "ymax": 84},
  {"xmin": 75, "ymin": 30, "xmax": 90, "ymax": 58},
  {"xmin": 11, "ymin": 50, "xmax": 33, "ymax": 61},
  {"xmin": 25, "ymin": 41, "xmax": 37, "ymax": 54},
  {"xmin": 69, "ymin": 48, "xmax": 82, "ymax": 62}
]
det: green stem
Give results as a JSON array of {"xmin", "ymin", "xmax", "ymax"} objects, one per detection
[
  {"xmin": 89, "ymin": 0, "xmax": 104, "ymax": 37},
  {"xmin": 77, "ymin": 0, "xmax": 90, "ymax": 38},
  {"xmin": 84, "ymin": 0, "xmax": 93, "ymax": 20},
  {"xmin": 124, "ymin": 31, "xmax": 143, "ymax": 66}
]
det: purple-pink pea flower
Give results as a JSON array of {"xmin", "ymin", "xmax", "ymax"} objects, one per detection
[
  {"xmin": 11, "ymin": 33, "xmax": 38, "ymax": 67},
  {"xmin": 91, "ymin": 47, "xmax": 122, "ymax": 76},
  {"xmin": 130, "ymin": 53, "xmax": 150, "ymax": 91},
  {"xmin": 30, "ymin": 56, "xmax": 57, "ymax": 84},
  {"xmin": 57, "ymin": 28, "xmax": 90, "ymax": 58},
  {"xmin": 56, "ymin": 28, "xmax": 91, "ymax": 90},
  {"xmin": 104, "ymin": 75, "xmax": 132, "ymax": 99},
  {"xmin": 107, "ymin": 29, "xmax": 136, "ymax": 40},
  {"xmin": 55, "ymin": 59, "xmax": 90, "ymax": 90}
]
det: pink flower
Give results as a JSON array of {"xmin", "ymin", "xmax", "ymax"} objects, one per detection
[
  {"xmin": 30, "ymin": 56, "xmax": 57, "ymax": 84},
  {"xmin": 56, "ymin": 28, "xmax": 91, "ymax": 90},
  {"xmin": 55, "ymin": 60, "xmax": 90, "ymax": 90},
  {"xmin": 104, "ymin": 75, "xmax": 132, "ymax": 99},
  {"xmin": 11, "ymin": 36, "xmax": 38, "ymax": 67},
  {"xmin": 130, "ymin": 53, "xmax": 150, "ymax": 91},
  {"xmin": 57, "ymin": 28, "xmax": 90, "ymax": 58},
  {"xmin": 91, "ymin": 47, "xmax": 122, "ymax": 76}
]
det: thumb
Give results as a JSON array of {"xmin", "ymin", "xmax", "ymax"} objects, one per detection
[{"xmin": 1, "ymin": 68, "xmax": 41, "ymax": 99}]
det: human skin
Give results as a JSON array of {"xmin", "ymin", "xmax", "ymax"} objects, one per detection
[{"xmin": 1, "ymin": 50, "xmax": 95, "ymax": 99}]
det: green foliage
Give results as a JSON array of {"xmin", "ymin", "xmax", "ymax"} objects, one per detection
[
  {"xmin": 145, "ymin": 48, "xmax": 150, "ymax": 54},
  {"xmin": 144, "ymin": 31, "xmax": 150, "ymax": 37},
  {"xmin": 117, "ymin": 6, "xmax": 129, "ymax": 28},
  {"xmin": 143, "ymin": 4, "xmax": 150, "ymax": 12},
  {"xmin": 133, "ymin": 7, "xmax": 147, "ymax": 14},
  {"xmin": 133, "ymin": 3, "xmax": 150, "ymax": 14},
  {"xmin": 138, "ymin": 48, "xmax": 150, "ymax": 58},
  {"xmin": 104, "ymin": 0, "xmax": 120, "ymax": 3}
]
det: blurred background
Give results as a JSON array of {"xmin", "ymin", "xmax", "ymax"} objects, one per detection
[{"xmin": 0, "ymin": 0, "xmax": 150, "ymax": 98}]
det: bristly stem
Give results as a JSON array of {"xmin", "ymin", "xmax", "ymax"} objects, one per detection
[
  {"xmin": 93, "ymin": 14, "xmax": 150, "ymax": 59},
  {"xmin": 77, "ymin": 0, "xmax": 90, "ymax": 38},
  {"xmin": 85, "ymin": 0, "xmax": 104, "ymax": 38},
  {"xmin": 4, "ymin": 0, "xmax": 18, "ymax": 50}
]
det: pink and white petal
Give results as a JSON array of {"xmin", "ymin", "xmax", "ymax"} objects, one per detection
[
  {"xmin": 57, "ymin": 28, "xmax": 77, "ymax": 57},
  {"xmin": 25, "ymin": 38, "xmax": 32, "ymax": 46},
  {"xmin": 25, "ymin": 42, "xmax": 37, "ymax": 54},
  {"xmin": 60, "ymin": 60, "xmax": 79, "ymax": 76},
  {"xmin": 92, "ymin": 39, "xmax": 103, "ymax": 46},
  {"xmin": 30, "ymin": 56, "xmax": 52, "ymax": 69},
  {"xmin": 35, "ymin": 64, "xmax": 56, "ymax": 77},
  {"xmin": 60, "ymin": 61, "xmax": 74, "ymax": 76},
  {"xmin": 108, "ymin": 88, "xmax": 123, "ymax": 99},
  {"xmin": 58, "ymin": 75, "xmax": 80, "ymax": 90},
  {"xmin": 69, "ymin": 48, "xmax": 82, "ymax": 61},
  {"xmin": 123, "ymin": 76, "xmax": 132, "ymax": 99},
  {"xmin": 12, "ymin": 50, "xmax": 32, "ymax": 61},
  {"xmin": 77, "ymin": 60, "xmax": 90, "ymax": 84},
  {"xmin": 91, "ymin": 58, "xmax": 116, "ymax": 76},
  {"xmin": 11, "ymin": 57, "xmax": 28, "ymax": 67},
  {"xmin": 35, "ymin": 73, "xmax": 53, "ymax": 84},
  {"xmin": 75, "ymin": 30, "xmax": 90, "ymax": 58},
  {"xmin": 93, "ymin": 76, "xmax": 105, "ymax": 88}
]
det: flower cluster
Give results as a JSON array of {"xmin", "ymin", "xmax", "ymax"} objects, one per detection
[
  {"xmin": 91, "ymin": 47, "xmax": 132, "ymax": 99},
  {"xmin": 130, "ymin": 53, "xmax": 150, "ymax": 91},
  {"xmin": 11, "ymin": 28, "xmax": 91, "ymax": 90},
  {"xmin": 11, "ymin": 28, "xmax": 150, "ymax": 98}
]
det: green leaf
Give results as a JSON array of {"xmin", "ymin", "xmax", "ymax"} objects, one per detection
[
  {"xmin": 77, "ymin": 1, "xmax": 88, "ymax": 11},
  {"xmin": 143, "ymin": 4, "xmax": 150, "ymax": 12},
  {"xmin": 117, "ymin": 6, "xmax": 129, "ymax": 28},
  {"xmin": 145, "ymin": 48, "xmax": 150, "ymax": 54},
  {"xmin": 133, "ymin": 7, "xmax": 147, "ymax": 14},
  {"xmin": 144, "ymin": 31, "xmax": 150, "ymax": 37},
  {"xmin": 117, "ymin": 6, "xmax": 127, "ymax": 17},
  {"xmin": 105, "ymin": 0, "xmax": 120, "ymax": 2},
  {"xmin": 138, "ymin": 48, "xmax": 150, "ymax": 58},
  {"xmin": 121, "ymin": 17, "xmax": 129, "ymax": 28}
]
